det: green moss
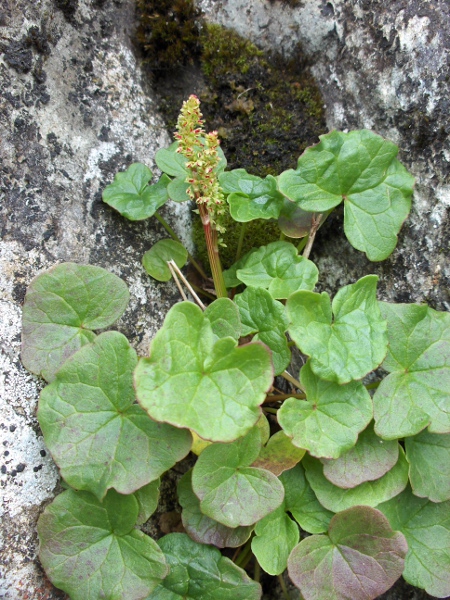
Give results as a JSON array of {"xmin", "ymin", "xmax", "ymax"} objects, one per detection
[
  {"xmin": 201, "ymin": 24, "xmax": 264, "ymax": 83},
  {"xmin": 135, "ymin": 0, "xmax": 202, "ymax": 71},
  {"xmin": 198, "ymin": 24, "xmax": 326, "ymax": 178}
]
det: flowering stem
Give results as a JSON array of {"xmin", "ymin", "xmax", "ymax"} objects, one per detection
[{"xmin": 199, "ymin": 204, "xmax": 228, "ymax": 298}]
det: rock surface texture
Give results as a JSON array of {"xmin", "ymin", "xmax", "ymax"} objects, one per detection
[
  {"xmin": 198, "ymin": 0, "xmax": 450, "ymax": 311},
  {"xmin": 1, "ymin": 0, "xmax": 448, "ymax": 598},
  {"xmin": 0, "ymin": 0, "xmax": 189, "ymax": 597}
]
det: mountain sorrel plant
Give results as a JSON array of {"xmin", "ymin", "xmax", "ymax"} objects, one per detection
[{"xmin": 22, "ymin": 95, "xmax": 450, "ymax": 600}]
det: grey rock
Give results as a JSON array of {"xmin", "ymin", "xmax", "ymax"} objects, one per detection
[
  {"xmin": 0, "ymin": 0, "xmax": 190, "ymax": 596},
  {"xmin": 199, "ymin": 0, "xmax": 450, "ymax": 312}
]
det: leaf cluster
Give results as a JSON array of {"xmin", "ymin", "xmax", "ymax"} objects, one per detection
[{"xmin": 21, "ymin": 122, "xmax": 450, "ymax": 600}]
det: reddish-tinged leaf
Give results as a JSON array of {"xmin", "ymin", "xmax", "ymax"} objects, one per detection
[{"xmin": 288, "ymin": 505, "xmax": 407, "ymax": 600}]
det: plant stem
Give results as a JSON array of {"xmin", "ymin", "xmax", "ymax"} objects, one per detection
[
  {"xmin": 264, "ymin": 393, "xmax": 306, "ymax": 403},
  {"xmin": 282, "ymin": 370, "xmax": 305, "ymax": 392},
  {"xmin": 235, "ymin": 539, "xmax": 253, "ymax": 568},
  {"xmin": 198, "ymin": 203, "xmax": 228, "ymax": 298},
  {"xmin": 278, "ymin": 574, "xmax": 291, "ymax": 600},
  {"xmin": 235, "ymin": 222, "xmax": 247, "ymax": 263},
  {"xmin": 154, "ymin": 211, "xmax": 208, "ymax": 280},
  {"xmin": 254, "ymin": 559, "xmax": 261, "ymax": 583},
  {"xmin": 297, "ymin": 236, "xmax": 308, "ymax": 253},
  {"xmin": 302, "ymin": 213, "xmax": 323, "ymax": 260},
  {"xmin": 167, "ymin": 260, "xmax": 205, "ymax": 309},
  {"xmin": 189, "ymin": 283, "xmax": 216, "ymax": 301}
]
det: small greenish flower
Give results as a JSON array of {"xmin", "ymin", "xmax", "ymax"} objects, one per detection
[{"xmin": 175, "ymin": 95, "xmax": 227, "ymax": 235}]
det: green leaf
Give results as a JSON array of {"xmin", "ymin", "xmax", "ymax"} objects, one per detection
[
  {"xmin": 155, "ymin": 142, "xmax": 190, "ymax": 178},
  {"xmin": 167, "ymin": 177, "xmax": 192, "ymax": 202},
  {"xmin": 278, "ymin": 361, "xmax": 372, "ymax": 458},
  {"xmin": 321, "ymin": 422, "xmax": 399, "ymax": 488},
  {"xmin": 38, "ymin": 488, "xmax": 168, "ymax": 600},
  {"xmin": 251, "ymin": 462, "xmax": 335, "ymax": 575},
  {"xmin": 277, "ymin": 198, "xmax": 314, "ymax": 238},
  {"xmin": 235, "ymin": 287, "xmax": 290, "ymax": 375},
  {"xmin": 142, "ymin": 240, "xmax": 188, "ymax": 282},
  {"xmin": 222, "ymin": 248, "xmax": 257, "ymax": 288},
  {"xmin": 191, "ymin": 428, "xmax": 284, "ymax": 527},
  {"xmin": 38, "ymin": 332, "xmax": 192, "ymax": 500},
  {"xmin": 102, "ymin": 163, "xmax": 170, "ymax": 220},
  {"xmin": 373, "ymin": 302, "xmax": 450, "ymax": 438},
  {"xmin": 379, "ymin": 486, "xmax": 450, "ymax": 598},
  {"xmin": 150, "ymin": 533, "xmax": 261, "ymax": 599},
  {"xmin": 178, "ymin": 470, "xmax": 253, "ymax": 548},
  {"xmin": 135, "ymin": 302, "xmax": 273, "ymax": 443},
  {"xmin": 303, "ymin": 448, "xmax": 409, "ymax": 513},
  {"xmin": 21, "ymin": 262, "xmax": 129, "ymax": 382},
  {"xmin": 287, "ymin": 505, "xmax": 407, "ymax": 600},
  {"xmin": 252, "ymin": 430, "xmax": 305, "ymax": 476},
  {"xmin": 278, "ymin": 130, "xmax": 414, "ymax": 261},
  {"xmin": 219, "ymin": 169, "xmax": 284, "ymax": 222},
  {"xmin": 235, "ymin": 241, "xmax": 319, "ymax": 299},
  {"xmin": 405, "ymin": 430, "xmax": 450, "ymax": 502},
  {"xmin": 252, "ymin": 504, "xmax": 299, "ymax": 576},
  {"xmin": 156, "ymin": 140, "xmax": 227, "ymax": 179},
  {"xmin": 287, "ymin": 275, "xmax": 387, "ymax": 384},
  {"xmin": 281, "ymin": 464, "xmax": 334, "ymax": 534},
  {"xmin": 204, "ymin": 298, "xmax": 241, "ymax": 341},
  {"xmin": 135, "ymin": 479, "xmax": 161, "ymax": 525}
]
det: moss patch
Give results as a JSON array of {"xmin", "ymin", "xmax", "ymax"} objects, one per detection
[
  {"xmin": 135, "ymin": 3, "xmax": 326, "ymax": 270},
  {"xmin": 135, "ymin": 0, "xmax": 202, "ymax": 72}
]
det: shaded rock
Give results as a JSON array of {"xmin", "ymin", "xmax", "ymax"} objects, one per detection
[{"xmin": 199, "ymin": 0, "xmax": 450, "ymax": 312}]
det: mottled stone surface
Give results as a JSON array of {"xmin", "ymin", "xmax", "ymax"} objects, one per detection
[
  {"xmin": 0, "ymin": 0, "xmax": 190, "ymax": 596},
  {"xmin": 199, "ymin": 0, "xmax": 450, "ymax": 312}
]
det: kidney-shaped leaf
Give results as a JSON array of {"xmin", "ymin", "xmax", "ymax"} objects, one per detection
[
  {"xmin": 303, "ymin": 450, "xmax": 409, "ymax": 513},
  {"xmin": 21, "ymin": 262, "xmax": 129, "ymax": 381},
  {"xmin": 219, "ymin": 169, "xmax": 284, "ymax": 222},
  {"xmin": 235, "ymin": 241, "xmax": 318, "ymax": 299},
  {"xmin": 178, "ymin": 470, "xmax": 253, "ymax": 548},
  {"xmin": 142, "ymin": 239, "xmax": 188, "ymax": 282},
  {"xmin": 38, "ymin": 488, "xmax": 168, "ymax": 600},
  {"xmin": 321, "ymin": 422, "xmax": 399, "ymax": 489},
  {"xmin": 252, "ymin": 430, "xmax": 306, "ymax": 476},
  {"xmin": 252, "ymin": 504, "xmax": 299, "ymax": 576},
  {"xmin": 281, "ymin": 464, "xmax": 334, "ymax": 534},
  {"xmin": 204, "ymin": 298, "xmax": 241, "ymax": 341},
  {"xmin": 235, "ymin": 286, "xmax": 290, "ymax": 375},
  {"xmin": 134, "ymin": 302, "xmax": 273, "ymax": 443},
  {"xmin": 287, "ymin": 505, "xmax": 407, "ymax": 600},
  {"xmin": 373, "ymin": 302, "xmax": 450, "ymax": 439},
  {"xmin": 191, "ymin": 428, "xmax": 284, "ymax": 527},
  {"xmin": 38, "ymin": 331, "xmax": 192, "ymax": 500},
  {"xmin": 405, "ymin": 430, "xmax": 450, "ymax": 502},
  {"xmin": 149, "ymin": 533, "xmax": 261, "ymax": 599},
  {"xmin": 379, "ymin": 486, "xmax": 450, "ymax": 598},
  {"xmin": 102, "ymin": 163, "xmax": 170, "ymax": 220},
  {"xmin": 278, "ymin": 130, "xmax": 414, "ymax": 261},
  {"xmin": 287, "ymin": 275, "xmax": 387, "ymax": 384},
  {"xmin": 278, "ymin": 361, "xmax": 372, "ymax": 459}
]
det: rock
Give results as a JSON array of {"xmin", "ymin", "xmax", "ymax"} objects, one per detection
[
  {"xmin": 198, "ymin": 0, "xmax": 450, "ymax": 312},
  {"xmin": 0, "ymin": 0, "xmax": 190, "ymax": 596}
]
